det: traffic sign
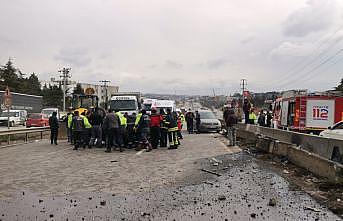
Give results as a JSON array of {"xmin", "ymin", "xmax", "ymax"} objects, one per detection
[{"xmin": 3, "ymin": 87, "xmax": 12, "ymax": 108}]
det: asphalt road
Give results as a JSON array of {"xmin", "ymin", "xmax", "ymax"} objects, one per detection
[{"xmin": 0, "ymin": 133, "xmax": 340, "ymax": 220}]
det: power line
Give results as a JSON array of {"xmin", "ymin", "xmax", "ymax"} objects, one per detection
[
  {"xmin": 277, "ymin": 49, "xmax": 343, "ymax": 89},
  {"xmin": 267, "ymin": 24, "xmax": 343, "ymax": 89}
]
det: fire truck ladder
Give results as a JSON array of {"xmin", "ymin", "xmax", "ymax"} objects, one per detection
[{"xmin": 299, "ymin": 94, "xmax": 307, "ymax": 130}]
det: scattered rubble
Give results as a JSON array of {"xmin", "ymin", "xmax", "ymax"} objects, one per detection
[{"xmin": 268, "ymin": 198, "xmax": 276, "ymax": 207}]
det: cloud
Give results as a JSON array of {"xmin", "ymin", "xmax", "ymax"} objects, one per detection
[
  {"xmin": 54, "ymin": 48, "xmax": 92, "ymax": 67},
  {"xmin": 165, "ymin": 60, "xmax": 183, "ymax": 69},
  {"xmin": 282, "ymin": 0, "xmax": 338, "ymax": 37},
  {"xmin": 241, "ymin": 35, "xmax": 255, "ymax": 44},
  {"xmin": 146, "ymin": 64, "xmax": 158, "ymax": 69},
  {"xmin": 206, "ymin": 57, "xmax": 231, "ymax": 69},
  {"xmin": 269, "ymin": 41, "xmax": 313, "ymax": 58}
]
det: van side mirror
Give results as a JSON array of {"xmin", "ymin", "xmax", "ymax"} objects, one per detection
[{"xmin": 328, "ymin": 126, "xmax": 332, "ymax": 130}]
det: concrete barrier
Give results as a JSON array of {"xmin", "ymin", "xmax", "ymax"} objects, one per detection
[
  {"xmin": 237, "ymin": 123, "xmax": 343, "ymax": 163},
  {"xmin": 255, "ymin": 136, "xmax": 343, "ymax": 182}
]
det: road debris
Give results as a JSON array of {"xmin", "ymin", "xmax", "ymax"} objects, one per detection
[
  {"xmin": 218, "ymin": 195, "xmax": 226, "ymax": 201},
  {"xmin": 304, "ymin": 206, "xmax": 321, "ymax": 212},
  {"xmin": 211, "ymin": 157, "xmax": 222, "ymax": 164},
  {"xmin": 268, "ymin": 198, "xmax": 276, "ymax": 207},
  {"xmin": 203, "ymin": 181, "xmax": 214, "ymax": 185},
  {"xmin": 201, "ymin": 168, "xmax": 222, "ymax": 177},
  {"xmin": 141, "ymin": 212, "xmax": 150, "ymax": 217}
]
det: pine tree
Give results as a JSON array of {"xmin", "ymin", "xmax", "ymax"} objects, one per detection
[
  {"xmin": 73, "ymin": 83, "xmax": 84, "ymax": 95},
  {"xmin": 335, "ymin": 78, "xmax": 343, "ymax": 92},
  {"xmin": 0, "ymin": 59, "xmax": 19, "ymax": 91},
  {"xmin": 42, "ymin": 85, "xmax": 63, "ymax": 108}
]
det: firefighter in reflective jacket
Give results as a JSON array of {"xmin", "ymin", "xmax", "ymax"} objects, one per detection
[
  {"xmin": 150, "ymin": 108, "xmax": 162, "ymax": 148},
  {"xmin": 134, "ymin": 110, "xmax": 152, "ymax": 151},
  {"xmin": 165, "ymin": 108, "xmax": 179, "ymax": 149},
  {"xmin": 159, "ymin": 109, "xmax": 168, "ymax": 147}
]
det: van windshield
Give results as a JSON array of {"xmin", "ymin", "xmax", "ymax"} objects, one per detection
[
  {"xmin": 110, "ymin": 100, "xmax": 137, "ymax": 111},
  {"xmin": 42, "ymin": 109, "xmax": 55, "ymax": 117},
  {"xmin": 1, "ymin": 112, "xmax": 19, "ymax": 117},
  {"xmin": 143, "ymin": 103, "xmax": 152, "ymax": 111}
]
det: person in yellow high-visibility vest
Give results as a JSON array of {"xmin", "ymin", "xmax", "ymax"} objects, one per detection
[
  {"xmin": 67, "ymin": 112, "xmax": 73, "ymax": 143},
  {"xmin": 81, "ymin": 112, "xmax": 92, "ymax": 148},
  {"xmin": 115, "ymin": 110, "xmax": 126, "ymax": 151},
  {"xmin": 248, "ymin": 108, "xmax": 257, "ymax": 125}
]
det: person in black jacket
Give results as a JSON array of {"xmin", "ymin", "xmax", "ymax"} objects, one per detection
[
  {"xmin": 225, "ymin": 107, "xmax": 238, "ymax": 146},
  {"xmin": 243, "ymin": 99, "xmax": 251, "ymax": 124},
  {"xmin": 89, "ymin": 108, "xmax": 103, "ymax": 147},
  {"xmin": 71, "ymin": 111, "xmax": 85, "ymax": 150},
  {"xmin": 49, "ymin": 111, "xmax": 59, "ymax": 145}
]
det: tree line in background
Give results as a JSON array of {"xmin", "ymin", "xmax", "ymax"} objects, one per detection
[
  {"xmin": 0, "ymin": 59, "xmax": 63, "ymax": 108},
  {"xmin": 0, "ymin": 59, "xmax": 342, "ymax": 110}
]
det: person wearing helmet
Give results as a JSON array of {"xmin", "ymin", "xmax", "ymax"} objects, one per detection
[
  {"xmin": 165, "ymin": 109, "xmax": 179, "ymax": 149},
  {"xmin": 134, "ymin": 109, "xmax": 152, "ymax": 151}
]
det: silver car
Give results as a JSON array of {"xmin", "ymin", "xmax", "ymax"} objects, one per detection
[{"xmin": 197, "ymin": 110, "xmax": 221, "ymax": 133}]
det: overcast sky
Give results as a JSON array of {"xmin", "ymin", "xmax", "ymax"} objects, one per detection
[{"xmin": 1, "ymin": 0, "xmax": 343, "ymax": 95}]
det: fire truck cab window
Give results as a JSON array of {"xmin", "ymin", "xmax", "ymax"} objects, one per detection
[{"xmin": 288, "ymin": 101, "xmax": 296, "ymax": 126}]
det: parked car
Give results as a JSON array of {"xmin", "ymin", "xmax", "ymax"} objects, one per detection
[
  {"xmin": 319, "ymin": 121, "xmax": 343, "ymax": 140},
  {"xmin": 26, "ymin": 113, "xmax": 49, "ymax": 127},
  {"xmin": 0, "ymin": 110, "xmax": 27, "ymax": 127},
  {"xmin": 197, "ymin": 110, "xmax": 221, "ymax": 133}
]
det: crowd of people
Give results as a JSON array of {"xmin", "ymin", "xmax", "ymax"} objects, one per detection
[
  {"xmin": 60, "ymin": 107, "xmax": 187, "ymax": 152},
  {"xmin": 242, "ymin": 99, "xmax": 273, "ymax": 127},
  {"xmin": 222, "ymin": 98, "xmax": 274, "ymax": 146}
]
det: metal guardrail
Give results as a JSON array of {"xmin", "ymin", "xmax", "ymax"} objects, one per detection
[{"xmin": 0, "ymin": 127, "xmax": 50, "ymax": 145}]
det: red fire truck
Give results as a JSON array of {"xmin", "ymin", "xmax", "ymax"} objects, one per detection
[{"xmin": 273, "ymin": 90, "xmax": 343, "ymax": 133}]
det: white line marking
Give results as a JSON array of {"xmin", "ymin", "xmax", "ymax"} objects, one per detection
[{"xmin": 136, "ymin": 149, "xmax": 146, "ymax": 155}]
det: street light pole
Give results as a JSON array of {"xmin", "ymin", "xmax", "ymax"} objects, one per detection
[
  {"xmin": 58, "ymin": 68, "xmax": 71, "ymax": 111},
  {"xmin": 240, "ymin": 78, "xmax": 247, "ymax": 107},
  {"xmin": 99, "ymin": 80, "xmax": 111, "ymax": 110}
]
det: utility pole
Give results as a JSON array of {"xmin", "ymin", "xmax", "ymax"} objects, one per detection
[
  {"xmin": 58, "ymin": 68, "xmax": 71, "ymax": 111},
  {"xmin": 99, "ymin": 80, "xmax": 111, "ymax": 110},
  {"xmin": 240, "ymin": 79, "xmax": 247, "ymax": 108},
  {"xmin": 212, "ymin": 88, "xmax": 216, "ymax": 97}
]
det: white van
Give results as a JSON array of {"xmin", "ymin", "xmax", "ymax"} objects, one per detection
[
  {"xmin": 0, "ymin": 110, "xmax": 27, "ymax": 127},
  {"xmin": 152, "ymin": 100, "xmax": 176, "ymax": 114},
  {"xmin": 41, "ymin": 108, "xmax": 60, "ymax": 119}
]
